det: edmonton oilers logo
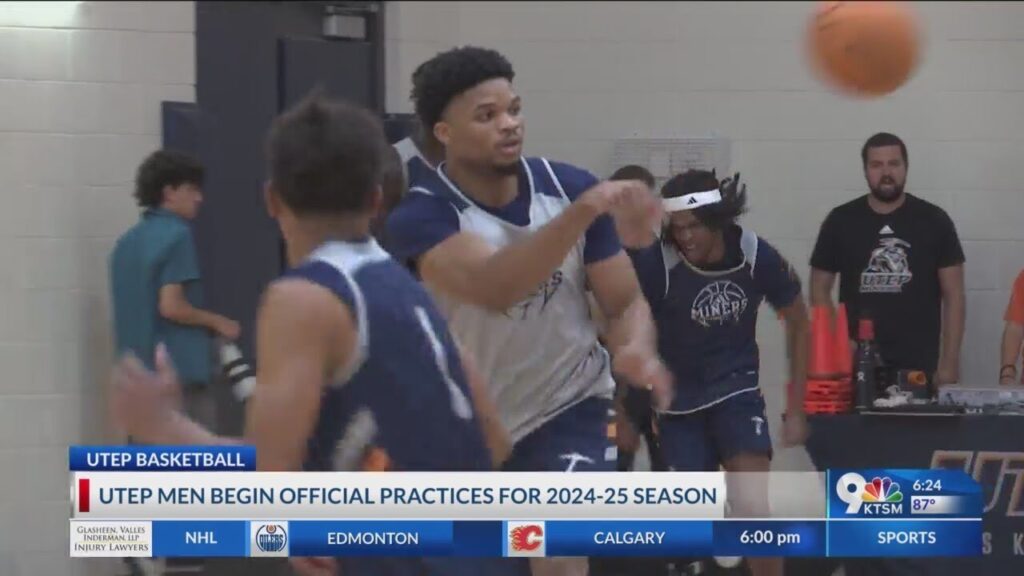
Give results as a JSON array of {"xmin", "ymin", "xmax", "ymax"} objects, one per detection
[
  {"xmin": 256, "ymin": 524, "xmax": 287, "ymax": 552},
  {"xmin": 691, "ymin": 280, "xmax": 748, "ymax": 328}
]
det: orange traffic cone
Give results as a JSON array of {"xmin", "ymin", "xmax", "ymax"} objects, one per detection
[
  {"xmin": 834, "ymin": 303, "xmax": 852, "ymax": 379},
  {"xmin": 808, "ymin": 306, "xmax": 839, "ymax": 379}
]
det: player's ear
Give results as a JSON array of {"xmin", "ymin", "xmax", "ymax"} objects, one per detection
[
  {"xmin": 434, "ymin": 121, "xmax": 451, "ymax": 148},
  {"xmin": 369, "ymin": 185, "xmax": 383, "ymax": 217},
  {"xmin": 264, "ymin": 180, "xmax": 281, "ymax": 219}
]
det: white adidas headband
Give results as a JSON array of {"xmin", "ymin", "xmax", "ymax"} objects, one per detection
[{"xmin": 662, "ymin": 189, "xmax": 722, "ymax": 212}]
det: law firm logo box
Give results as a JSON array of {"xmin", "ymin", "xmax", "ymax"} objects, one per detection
[
  {"xmin": 250, "ymin": 522, "xmax": 289, "ymax": 557},
  {"xmin": 506, "ymin": 521, "xmax": 545, "ymax": 557},
  {"xmin": 70, "ymin": 521, "xmax": 152, "ymax": 557}
]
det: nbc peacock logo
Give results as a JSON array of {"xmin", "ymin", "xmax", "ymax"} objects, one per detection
[
  {"xmin": 837, "ymin": 472, "xmax": 904, "ymax": 515},
  {"xmin": 863, "ymin": 476, "xmax": 903, "ymax": 504}
]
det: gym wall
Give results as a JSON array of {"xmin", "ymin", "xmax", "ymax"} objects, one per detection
[{"xmin": 0, "ymin": 2, "xmax": 195, "ymax": 575}]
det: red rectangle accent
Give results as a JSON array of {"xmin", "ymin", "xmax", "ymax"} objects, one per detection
[{"xmin": 78, "ymin": 478, "xmax": 90, "ymax": 513}]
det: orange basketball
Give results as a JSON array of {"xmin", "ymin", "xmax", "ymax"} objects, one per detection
[{"xmin": 808, "ymin": 1, "xmax": 922, "ymax": 97}]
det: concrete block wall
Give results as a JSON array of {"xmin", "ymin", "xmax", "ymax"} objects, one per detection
[
  {"xmin": 385, "ymin": 0, "xmax": 1024, "ymax": 465},
  {"xmin": 0, "ymin": 2, "xmax": 195, "ymax": 574}
]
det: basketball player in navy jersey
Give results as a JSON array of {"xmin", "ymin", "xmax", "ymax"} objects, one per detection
[
  {"xmin": 109, "ymin": 93, "xmax": 513, "ymax": 576},
  {"xmin": 377, "ymin": 121, "xmax": 442, "ymax": 256},
  {"xmin": 386, "ymin": 46, "xmax": 670, "ymax": 576},
  {"xmin": 627, "ymin": 170, "xmax": 808, "ymax": 576},
  {"xmin": 373, "ymin": 144, "xmax": 407, "ymax": 254},
  {"xmin": 393, "ymin": 118, "xmax": 444, "ymax": 184}
]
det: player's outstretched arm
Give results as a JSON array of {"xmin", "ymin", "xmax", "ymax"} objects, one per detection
[
  {"xmin": 417, "ymin": 179, "xmax": 649, "ymax": 312},
  {"xmin": 587, "ymin": 252, "xmax": 673, "ymax": 411},
  {"xmin": 109, "ymin": 279, "xmax": 348, "ymax": 472},
  {"xmin": 778, "ymin": 297, "xmax": 810, "ymax": 447}
]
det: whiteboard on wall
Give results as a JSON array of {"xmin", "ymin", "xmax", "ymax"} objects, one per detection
[{"xmin": 612, "ymin": 137, "xmax": 732, "ymax": 190}]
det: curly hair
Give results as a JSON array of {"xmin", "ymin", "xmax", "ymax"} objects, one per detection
[
  {"xmin": 266, "ymin": 90, "xmax": 387, "ymax": 216},
  {"xmin": 411, "ymin": 46, "xmax": 515, "ymax": 130},
  {"xmin": 134, "ymin": 150, "xmax": 204, "ymax": 208},
  {"xmin": 661, "ymin": 169, "xmax": 747, "ymax": 230}
]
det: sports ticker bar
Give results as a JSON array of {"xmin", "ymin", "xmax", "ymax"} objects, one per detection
[{"xmin": 70, "ymin": 519, "xmax": 982, "ymax": 558}]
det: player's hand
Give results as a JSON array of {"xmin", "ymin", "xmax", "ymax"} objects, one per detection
[
  {"xmin": 613, "ymin": 400, "xmax": 641, "ymax": 453},
  {"xmin": 781, "ymin": 410, "xmax": 809, "ymax": 447},
  {"xmin": 612, "ymin": 343, "xmax": 673, "ymax": 412},
  {"xmin": 933, "ymin": 364, "xmax": 959, "ymax": 387},
  {"xmin": 290, "ymin": 557, "xmax": 338, "ymax": 576},
  {"xmin": 999, "ymin": 364, "xmax": 1018, "ymax": 386},
  {"xmin": 214, "ymin": 317, "xmax": 241, "ymax": 341},
  {"xmin": 578, "ymin": 179, "xmax": 650, "ymax": 217},
  {"xmin": 610, "ymin": 189, "xmax": 662, "ymax": 249},
  {"xmin": 109, "ymin": 344, "xmax": 182, "ymax": 442}
]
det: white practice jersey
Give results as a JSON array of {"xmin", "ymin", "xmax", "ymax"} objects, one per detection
[{"xmin": 385, "ymin": 156, "xmax": 622, "ymax": 441}]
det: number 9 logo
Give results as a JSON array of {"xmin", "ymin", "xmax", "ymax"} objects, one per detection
[{"xmin": 836, "ymin": 472, "xmax": 867, "ymax": 514}]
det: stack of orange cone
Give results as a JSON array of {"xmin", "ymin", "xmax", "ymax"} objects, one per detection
[
  {"xmin": 808, "ymin": 306, "xmax": 839, "ymax": 379},
  {"xmin": 803, "ymin": 304, "xmax": 854, "ymax": 414}
]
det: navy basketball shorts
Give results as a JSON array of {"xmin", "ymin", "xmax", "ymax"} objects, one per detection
[
  {"xmin": 657, "ymin": 389, "xmax": 773, "ymax": 472},
  {"xmin": 501, "ymin": 396, "xmax": 617, "ymax": 472}
]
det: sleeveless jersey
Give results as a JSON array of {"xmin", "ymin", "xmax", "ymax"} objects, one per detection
[
  {"xmin": 285, "ymin": 239, "xmax": 491, "ymax": 472},
  {"xmin": 385, "ymin": 157, "xmax": 622, "ymax": 442},
  {"xmin": 393, "ymin": 136, "xmax": 434, "ymax": 189},
  {"xmin": 629, "ymin": 226, "xmax": 801, "ymax": 413}
]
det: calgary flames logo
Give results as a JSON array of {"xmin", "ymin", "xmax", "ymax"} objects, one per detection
[{"xmin": 510, "ymin": 524, "xmax": 544, "ymax": 552}]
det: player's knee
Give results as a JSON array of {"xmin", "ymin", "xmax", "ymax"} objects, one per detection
[
  {"xmin": 727, "ymin": 491, "xmax": 772, "ymax": 518},
  {"xmin": 724, "ymin": 456, "xmax": 772, "ymax": 517}
]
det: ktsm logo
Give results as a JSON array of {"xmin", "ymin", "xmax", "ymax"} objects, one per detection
[
  {"xmin": 837, "ymin": 473, "xmax": 904, "ymax": 515},
  {"xmin": 507, "ymin": 521, "xmax": 545, "ymax": 557}
]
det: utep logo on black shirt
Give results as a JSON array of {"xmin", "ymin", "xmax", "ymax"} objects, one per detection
[
  {"xmin": 860, "ymin": 238, "xmax": 913, "ymax": 294},
  {"xmin": 691, "ymin": 280, "xmax": 748, "ymax": 328}
]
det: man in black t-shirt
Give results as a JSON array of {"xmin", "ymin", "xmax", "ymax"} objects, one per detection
[{"xmin": 810, "ymin": 132, "xmax": 966, "ymax": 385}]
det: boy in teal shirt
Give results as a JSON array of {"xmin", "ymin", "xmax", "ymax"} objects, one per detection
[{"xmin": 110, "ymin": 150, "xmax": 239, "ymax": 427}]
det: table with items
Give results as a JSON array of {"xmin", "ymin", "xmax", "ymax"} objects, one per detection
[{"xmin": 802, "ymin": 409, "xmax": 1024, "ymax": 575}]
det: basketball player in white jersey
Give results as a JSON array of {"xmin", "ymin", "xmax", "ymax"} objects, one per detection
[{"xmin": 386, "ymin": 46, "xmax": 671, "ymax": 576}]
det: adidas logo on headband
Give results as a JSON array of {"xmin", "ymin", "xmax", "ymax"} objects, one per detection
[{"xmin": 663, "ymin": 189, "xmax": 722, "ymax": 212}]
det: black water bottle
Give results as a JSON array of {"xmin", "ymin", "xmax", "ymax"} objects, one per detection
[{"xmin": 854, "ymin": 318, "xmax": 879, "ymax": 412}]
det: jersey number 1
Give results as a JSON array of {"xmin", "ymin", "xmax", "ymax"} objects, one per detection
[{"xmin": 414, "ymin": 307, "xmax": 473, "ymax": 420}]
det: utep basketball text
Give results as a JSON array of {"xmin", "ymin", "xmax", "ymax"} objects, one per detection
[{"xmin": 87, "ymin": 451, "xmax": 246, "ymax": 469}]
